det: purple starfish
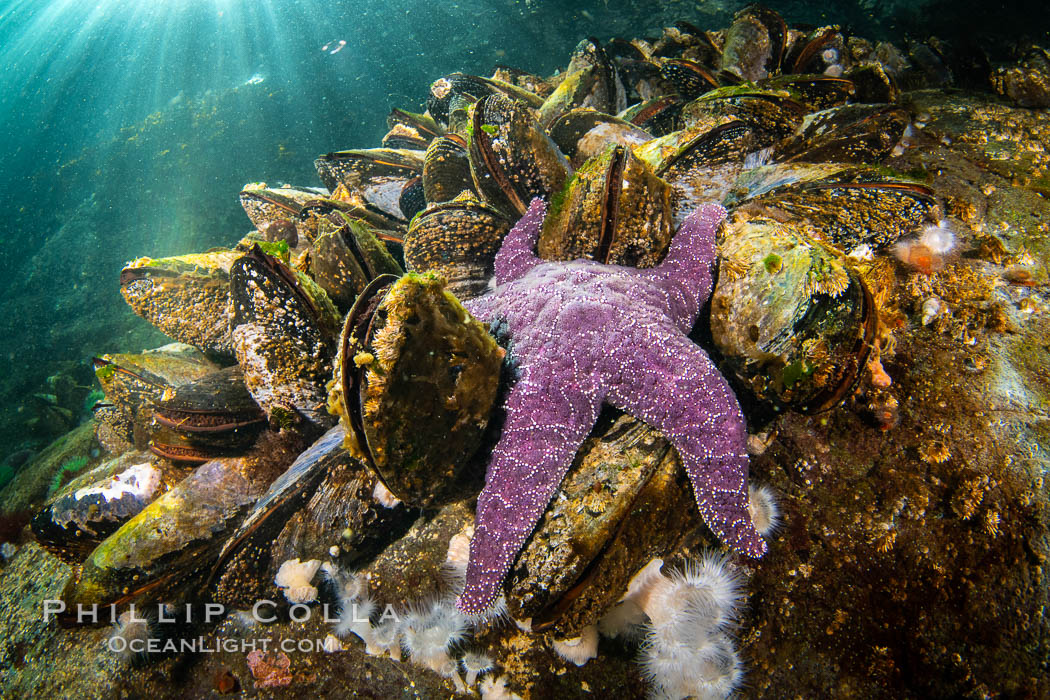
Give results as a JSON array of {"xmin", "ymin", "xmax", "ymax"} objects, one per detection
[{"xmin": 456, "ymin": 198, "xmax": 766, "ymax": 615}]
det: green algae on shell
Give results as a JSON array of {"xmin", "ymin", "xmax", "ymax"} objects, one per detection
[
  {"xmin": 30, "ymin": 451, "xmax": 188, "ymax": 564},
  {"xmin": 710, "ymin": 215, "xmax": 878, "ymax": 414}
]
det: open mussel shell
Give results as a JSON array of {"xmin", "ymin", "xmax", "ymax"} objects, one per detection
[
  {"xmin": 208, "ymin": 425, "xmax": 413, "ymax": 607},
  {"xmin": 330, "ymin": 273, "xmax": 503, "ymax": 508},
  {"xmin": 422, "ymin": 134, "xmax": 476, "ymax": 204},
  {"xmin": 60, "ymin": 439, "xmax": 299, "ymax": 610},
  {"xmin": 720, "ymin": 4, "xmax": 787, "ymax": 82},
  {"xmin": 468, "ymin": 94, "xmax": 572, "ymax": 218},
  {"xmin": 310, "ymin": 212, "xmax": 404, "ymax": 312},
  {"xmin": 148, "ymin": 366, "xmax": 267, "ymax": 464},
  {"xmin": 31, "ymin": 451, "xmax": 187, "ymax": 564},
  {"xmin": 537, "ymin": 37, "xmax": 626, "ymax": 126},
  {"xmin": 506, "ymin": 415, "xmax": 699, "ymax": 636},
  {"xmin": 773, "ymin": 103, "xmax": 911, "ymax": 164},
  {"xmin": 93, "ymin": 345, "xmax": 219, "ymax": 449},
  {"xmin": 538, "ymin": 144, "xmax": 674, "ymax": 267},
  {"xmin": 637, "ymin": 120, "xmax": 757, "ymax": 223},
  {"xmin": 726, "ymin": 163, "xmax": 940, "ymax": 250},
  {"xmin": 230, "ymin": 245, "xmax": 341, "ymax": 432},
  {"xmin": 405, "ymin": 194, "xmax": 511, "ymax": 300},
  {"xmin": 314, "ymin": 149, "xmax": 424, "ymax": 221},
  {"xmin": 239, "ymin": 184, "xmax": 328, "ymax": 236},
  {"xmin": 678, "ymin": 85, "xmax": 807, "ymax": 144},
  {"xmin": 547, "ymin": 109, "xmax": 652, "ymax": 168},
  {"xmin": 120, "ymin": 250, "xmax": 242, "ymax": 357},
  {"xmin": 709, "ymin": 215, "xmax": 878, "ymax": 414}
]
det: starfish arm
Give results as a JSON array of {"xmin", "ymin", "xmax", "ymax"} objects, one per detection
[
  {"xmin": 457, "ymin": 359, "xmax": 604, "ymax": 614},
  {"xmin": 493, "ymin": 197, "xmax": 547, "ymax": 286},
  {"xmin": 605, "ymin": 327, "xmax": 767, "ymax": 559},
  {"xmin": 646, "ymin": 203, "xmax": 726, "ymax": 332}
]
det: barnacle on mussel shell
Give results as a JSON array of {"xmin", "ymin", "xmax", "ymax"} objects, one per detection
[
  {"xmin": 329, "ymin": 273, "xmax": 503, "ymax": 507},
  {"xmin": 405, "ymin": 193, "xmax": 511, "ymax": 300},
  {"xmin": 230, "ymin": 245, "xmax": 341, "ymax": 432}
]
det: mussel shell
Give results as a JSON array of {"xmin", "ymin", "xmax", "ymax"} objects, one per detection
[
  {"xmin": 547, "ymin": 109, "xmax": 652, "ymax": 168},
  {"xmin": 468, "ymin": 94, "xmax": 572, "ymax": 218},
  {"xmin": 619, "ymin": 95, "xmax": 686, "ymax": 136},
  {"xmin": 230, "ymin": 246, "xmax": 341, "ymax": 431},
  {"xmin": 844, "ymin": 63, "xmax": 899, "ymax": 104},
  {"xmin": 60, "ymin": 440, "xmax": 299, "ymax": 610},
  {"xmin": 785, "ymin": 26, "xmax": 839, "ymax": 74},
  {"xmin": 239, "ymin": 184, "xmax": 327, "ymax": 232},
  {"xmin": 386, "ymin": 108, "xmax": 444, "ymax": 142},
  {"xmin": 709, "ymin": 216, "xmax": 877, "ymax": 413},
  {"xmin": 726, "ymin": 163, "xmax": 939, "ymax": 250},
  {"xmin": 314, "ymin": 149, "xmax": 424, "ymax": 221},
  {"xmin": 761, "ymin": 74, "xmax": 857, "ymax": 111},
  {"xmin": 427, "ymin": 73, "xmax": 542, "ymax": 128},
  {"xmin": 120, "ymin": 251, "xmax": 242, "ymax": 356},
  {"xmin": 31, "ymin": 452, "xmax": 185, "ymax": 563},
  {"xmin": 660, "ymin": 58, "xmax": 720, "ymax": 99},
  {"xmin": 537, "ymin": 38, "xmax": 626, "ymax": 126},
  {"xmin": 331, "ymin": 273, "xmax": 503, "ymax": 508},
  {"xmin": 398, "ymin": 176, "xmax": 426, "ymax": 219},
  {"xmin": 404, "ymin": 195, "xmax": 511, "ymax": 300},
  {"xmin": 637, "ymin": 121, "xmax": 758, "ymax": 222},
  {"xmin": 773, "ymin": 103, "xmax": 911, "ymax": 164},
  {"xmin": 538, "ymin": 144, "xmax": 674, "ymax": 267},
  {"xmin": 93, "ymin": 345, "xmax": 219, "ymax": 449},
  {"xmin": 208, "ymin": 425, "xmax": 413, "ymax": 606},
  {"xmin": 679, "ymin": 85, "xmax": 807, "ymax": 144},
  {"xmin": 720, "ymin": 5, "xmax": 787, "ymax": 82},
  {"xmin": 422, "ymin": 135, "xmax": 476, "ymax": 204},
  {"xmin": 310, "ymin": 212, "xmax": 404, "ymax": 312},
  {"xmin": 94, "ymin": 403, "xmax": 134, "ymax": 455},
  {"xmin": 506, "ymin": 415, "xmax": 699, "ymax": 636},
  {"xmin": 148, "ymin": 366, "xmax": 267, "ymax": 463}
]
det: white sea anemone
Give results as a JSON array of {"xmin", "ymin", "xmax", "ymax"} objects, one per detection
[
  {"xmin": 461, "ymin": 650, "xmax": 495, "ymax": 686},
  {"xmin": 551, "ymin": 624, "xmax": 599, "ymax": 666},
  {"xmin": 747, "ymin": 484, "xmax": 781, "ymax": 537},
  {"xmin": 274, "ymin": 557, "xmax": 322, "ymax": 604}
]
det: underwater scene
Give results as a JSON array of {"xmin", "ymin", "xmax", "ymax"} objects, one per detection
[{"xmin": 1, "ymin": 0, "xmax": 1048, "ymax": 697}]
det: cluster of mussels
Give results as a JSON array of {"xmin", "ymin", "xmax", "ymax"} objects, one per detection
[{"xmin": 31, "ymin": 3, "xmax": 964, "ymax": 691}]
